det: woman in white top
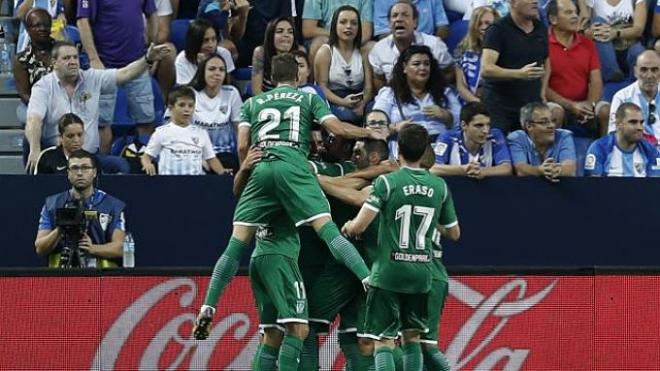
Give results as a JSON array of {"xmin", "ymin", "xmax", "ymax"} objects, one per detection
[
  {"xmin": 314, "ymin": 5, "xmax": 373, "ymax": 124},
  {"xmin": 188, "ymin": 53, "xmax": 243, "ymax": 171},
  {"xmin": 174, "ymin": 18, "xmax": 235, "ymax": 86},
  {"xmin": 578, "ymin": 0, "xmax": 647, "ymax": 82}
]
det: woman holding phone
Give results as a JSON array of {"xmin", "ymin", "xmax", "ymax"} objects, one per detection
[{"xmin": 314, "ymin": 5, "xmax": 373, "ymax": 124}]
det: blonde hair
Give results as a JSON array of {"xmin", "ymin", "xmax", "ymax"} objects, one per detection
[{"xmin": 456, "ymin": 6, "xmax": 500, "ymax": 55}]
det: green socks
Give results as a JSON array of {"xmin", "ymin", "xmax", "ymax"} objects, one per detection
[
  {"xmin": 252, "ymin": 343, "xmax": 278, "ymax": 371},
  {"xmin": 279, "ymin": 335, "xmax": 304, "ymax": 371},
  {"xmin": 339, "ymin": 333, "xmax": 359, "ymax": 371},
  {"xmin": 374, "ymin": 347, "xmax": 395, "ymax": 371},
  {"xmin": 392, "ymin": 346, "xmax": 404, "ymax": 371},
  {"xmin": 298, "ymin": 329, "xmax": 318, "ymax": 371},
  {"xmin": 203, "ymin": 237, "xmax": 246, "ymax": 307},
  {"xmin": 317, "ymin": 222, "xmax": 369, "ymax": 280},
  {"xmin": 402, "ymin": 342, "xmax": 422, "ymax": 371},
  {"xmin": 422, "ymin": 346, "xmax": 451, "ymax": 371}
]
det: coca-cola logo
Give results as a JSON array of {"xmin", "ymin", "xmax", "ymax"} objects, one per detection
[{"xmin": 92, "ymin": 277, "xmax": 556, "ymax": 370}]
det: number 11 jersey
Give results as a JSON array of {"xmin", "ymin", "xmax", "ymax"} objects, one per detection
[{"xmin": 364, "ymin": 167, "xmax": 458, "ymax": 294}]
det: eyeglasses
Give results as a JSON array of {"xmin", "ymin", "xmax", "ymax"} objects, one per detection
[
  {"xmin": 649, "ymin": 103, "xmax": 656, "ymax": 125},
  {"xmin": 68, "ymin": 165, "xmax": 95, "ymax": 173},
  {"xmin": 527, "ymin": 119, "xmax": 555, "ymax": 127}
]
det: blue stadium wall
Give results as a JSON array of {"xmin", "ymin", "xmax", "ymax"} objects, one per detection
[{"xmin": 2, "ymin": 175, "xmax": 656, "ymax": 267}]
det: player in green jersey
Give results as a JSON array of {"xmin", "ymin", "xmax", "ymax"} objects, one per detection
[
  {"xmin": 342, "ymin": 125, "xmax": 460, "ymax": 371},
  {"xmin": 193, "ymin": 53, "xmax": 385, "ymax": 371}
]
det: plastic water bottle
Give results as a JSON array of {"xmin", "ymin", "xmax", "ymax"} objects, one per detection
[
  {"xmin": 123, "ymin": 233, "xmax": 135, "ymax": 268},
  {"xmin": 0, "ymin": 26, "xmax": 11, "ymax": 75}
]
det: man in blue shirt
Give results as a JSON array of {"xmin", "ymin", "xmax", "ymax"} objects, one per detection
[
  {"xmin": 507, "ymin": 102, "xmax": 577, "ymax": 181},
  {"xmin": 432, "ymin": 102, "xmax": 512, "ymax": 179},
  {"xmin": 35, "ymin": 150, "xmax": 126, "ymax": 268},
  {"xmin": 373, "ymin": 0, "xmax": 449, "ymax": 39},
  {"xmin": 585, "ymin": 102, "xmax": 660, "ymax": 177}
]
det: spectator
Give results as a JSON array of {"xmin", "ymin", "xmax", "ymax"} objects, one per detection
[
  {"xmin": 507, "ymin": 102, "xmax": 577, "ymax": 181},
  {"xmin": 579, "ymin": 0, "xmax": 646, "ymax": 82},
  {"xmin": 251, "ymin": 16, "xmax": 304, "ymax": 96},
  {"xmin": 369, "ymin": 0, "xmax": 453, "ymax": 91},
  {"xmin": 481, "ymin": 0, "xmax": 549, "ymax": 134},
  {"xmin": 431, "ymin": 101, "xmax": 512, "ymax": 178},
  {"xmin": 24, "ymin": 41, "xmax": 170, "ymax": 174},
  {"xmin": 609, "ymin": 50, "xmax": 660, "ymax": 145},
  {"xmin": 13, "ymin": 8, "xmax": 55, "ymax": 127},
  {"xmin": 302, "ymin": 0, "xmax": 372, "ymax": 67},
  {"xmin": 196, "ymin": 0, "xmax": 250, "ymax": 62},
  {"xmin": 141, "ymin": 86, "xmax": 231, "ymax": 175},
  {"xmin": 292, "ymin": 49, "xmax": 326, "ymax": 99},
  {"xmin": 174, "ymin": 18, "xmax": 235, "ymax": 86},
  {"xmin": 374, "ymin": 0, "xmax": 449, "ymax": 39},
  {"xmin": 14, "ymin": 0, "xmax": 66, "ymax": 54},
  {"xmin": 454, "ymin": 5, "xmax": 500, "ymax": 104},
  {"xmin": 463, "ymin": 0, "xmax": 509, "ymax": 20},
  {"xmin": 35, "ymin": 113, "xmax": 130, "ymax": 174},
  {"xmin": 34, "ymin": 149, "xmax": 126, "ymax": 268},
  {"xmin": 586, "ymin": 102, "xmax": 660, "ymax": 176},
  {"xmin": 314, "ymin": 5, "xmax": 373, "ymax": 124},
  {"xmin": 77, "ymin": 0, "xmax": 163, "ymax": 153},
  {"xmin": 373, "ymin": 45, "xmax": 460, "ymax": 158},
  {"xmin": 546, "ymin": 0, "xmax": 609, "ymax": 137},
  {"xmin": 151, "ymin": 0, "xmax": 177, "ymax": 98},
  {"xmin": 188, "ymin": 54, "xmax": 243, "ymax": 172}
]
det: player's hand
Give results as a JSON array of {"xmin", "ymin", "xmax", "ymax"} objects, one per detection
[
  {"xmin": 192, "ymin": 306, "xmax": 215, "ymax": 340},
  {"xmin": 367, "ymin": 126, "xmax": 389, "ymax": 141},
  {"xmin": 242, "ymin": 146, "xmax": 263, "ymax": 171},
  {"xmin": 361, "ymin": 276, "xmax": 370, "ymax": 292},
  {"xmin": 518, "ymin": 62, "xmax": 545, "ymax": 80},
  {"xmin": 341, "ymin": 220, "xmax": 355, "ymax": 238}
]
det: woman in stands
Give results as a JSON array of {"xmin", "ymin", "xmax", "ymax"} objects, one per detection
[
  {"xmin": 251, "ymin": 16, "xmax": 304, "ymax": 96},
  {"xmin": 189, "ymin": 53, "xmax": 243, "ymax": 172},
  {"xmin": 373, "ymin": 45, "xmax": 460, "ymax": 158},
  {"xmin": 175, "ymin": 18, "xmax": 235, "ymax": 85},
  {"xmin": 579, "ymin": 0, "xmax": 646, "ymax": 82},
  {"xmin": 314, "ymin": 5, "xmax": 373, "ymax": 124},
  {"xmin": 454, "ymin": 5, "xmax": 499, "ymax": 104}
]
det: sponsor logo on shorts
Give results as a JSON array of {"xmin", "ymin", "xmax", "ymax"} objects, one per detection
[
  {"xmin": 296, "ymin": 300, "xmax": 305, "ymax": 314},
  {"xmin": 391, "ymin": 252, "xmax": 430, "ymax": 263}
]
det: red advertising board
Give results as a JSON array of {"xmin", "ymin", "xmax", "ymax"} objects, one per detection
[{"xmin": 1, "ymin": 275, "xmax": 660, "ymax": 370}]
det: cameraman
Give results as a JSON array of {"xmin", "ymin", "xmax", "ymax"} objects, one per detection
[{"xmin": 35, "ymin": 150, "xmax": 127, "ymax": 268}]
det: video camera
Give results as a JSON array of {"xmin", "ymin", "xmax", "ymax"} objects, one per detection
[{"xmin": 55, "ymin": 200, "xmax": 97, "ymax": 268}]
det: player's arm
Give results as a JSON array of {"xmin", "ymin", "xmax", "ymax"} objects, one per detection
[
  {"xmin": 437, "ymin": 183, "xmax": 460, "ymax": 241},
  {"xmin": 319, "ymin": 177, "xmax": 371, "ymax": 207},
  {"xmin": 436, "ymin": 223, "xmax": 460, "ymax": 241},
  {"xmin": 233, "ymin": 146, "xmax": 263, "ymax": 196},
  {"xmin": 237, "ymin": 123, "xmax": 251, "ymax": 163},
  {"xmin": 319, "ymin": 175, "xmax": 370, "ymax": 191},
  {"xmin": 322, "ymin": 116, "xmax": 387, "ymax": 141},
  {"xmin": 345, "ymin": 160, "xmax": 399, "ymax": 179},
  {"xmin": 342, "ymin": 204, "xmax": 378, "ymax": 237}
]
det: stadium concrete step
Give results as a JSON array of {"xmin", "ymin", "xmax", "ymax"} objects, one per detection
[
  {"xmin": 0, "ymin": 128, "xmax": 23, "ymax": 152},
  {"xmin": 0, "ymin": 155, "xmax": 24, "ymax": 174},
  {"xmin": 0, "ymin": 97, "xmax": 21, "ymax": 128}
]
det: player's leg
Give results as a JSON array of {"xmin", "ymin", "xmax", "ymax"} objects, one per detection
[
  {"xmin": 420, "ymin": 279, "xmax": 450, "ymax": 371},
  {"xmin": 399, "ymin": 292, "xmax": 431, "ymax": 371},
  {"xmin": 254, "ymin": 328, "xmax": 284, "ymax": 371},
  {"xmin": 362, "ymin": 287, "xmax": 402, "ymax": 371},
  {"xmin": 250, "ymin": 256, "xmax": 284, "ymax": 371},
  {"xmin": 279, "ymin": 322, "xmax": 310, "ymax": 371},
  {"xmin": 338, "ymin": 291, "xmax": 363, "ymax": 371},
  {"xmin": 272, "ymin": 160, "xmax": 369, "ymax": 281}
]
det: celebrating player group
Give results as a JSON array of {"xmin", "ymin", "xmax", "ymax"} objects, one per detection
[{"xmin": 191, "ymin": 52, "xmax": 461, "ymax": 371}]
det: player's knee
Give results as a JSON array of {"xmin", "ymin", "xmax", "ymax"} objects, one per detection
[
  {"xmin": 421, "ymin": 342, "xmax": 436, "ymax": 352},
  {"xmin": 231, "ymin": 225, "xmax": 256, "ymax": 243},
  {"xmin": 286, "ymin": 322, "xmax": 309, "ymax": 340},
  {"xmin": 357, "ymin": 337, "xmax": 374, "ymax": 356},
  {"xmin": 263, "ymin": 328, "xmax": 285, "ymax": 348},
  {"xmin": 374, "ymin": 339, "xmax": 395, "ymax": 350},
  {"xmin": 400, "ymin": 330, "xmax": 421, "ymax": 344}
]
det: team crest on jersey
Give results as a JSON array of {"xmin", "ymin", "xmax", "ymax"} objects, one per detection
[
  {"xmin": 585, "ymin": 154, "xmax": 596, "ymax": 170},
  {"xmin": 433, "ymin": 142, "xmax": 448, "ymax": 156},
  {"xmin": 99, "ymin": 213, "xmax": 111, "ymax": 232},
  {"xmin": 256, "ymin": 226, "xmax": 273, "ymax": 241},
  {"xmin": 218, "ymin": 105, "xmax": 228, "ymax": 114},
  {"xmin": 192, "ymin": 136, "xmax": 199, "ymax": 145},
  {"xmin": 634, "ymin": 162, "xmax": 644, "ymax": 174}
]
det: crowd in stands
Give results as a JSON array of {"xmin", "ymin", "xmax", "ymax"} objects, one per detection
[{"xmin": 11, "ymin": 0, "xmax": 660, "ymax": 178}]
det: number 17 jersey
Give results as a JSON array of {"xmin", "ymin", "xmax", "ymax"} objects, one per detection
[
  {"xmin": 239, "ymin": 85, "xmax": 335, "ymax": 163},
  {"xmin": 364, "ymin": 167, "xmax": 458, "ymax": 294}
]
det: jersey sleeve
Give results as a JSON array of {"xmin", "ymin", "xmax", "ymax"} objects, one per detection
[
  {"xmin": 239, "ymin": 98, "xmax": 252, "ymax": 127},
  {"xmin": 364, "ymin": 175, "xmax": 390, "ymax": 212},
  {"xmin": 144, "ymin": 129, "xmax": 163, "ymax": 158},
  {"xmin": 584, "ymin": 140, "xmax": 604, "ymax": 176},
  {"xmin": 482, "ymin": 22, "xmax": 504, "ymax": 53},
  {"xmin": 311, "ymin": 94, "xmax": 335, "ymax": 125},
  {"xmin": 433, "ymin": 134, "xmax": 451, "ymax": 164},
  {"xmin": 438, "ymin": 184, "xmax": 458, "ymax": 228},
  {"xmin": 201, "ymin": 129, "xmax": 216, "ymax": 160},
  {"xmin": 108, "ymin": 203, "xmax": 126, "ymax": 233},
  {"xmin": 506, "ymin": 131, "xmax": 529, "ymax": 165}
]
